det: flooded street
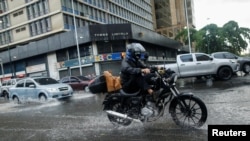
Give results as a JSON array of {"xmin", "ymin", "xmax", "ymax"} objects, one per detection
[{"xmin": 0, "ymin": 74, "xmax": 250, "ymax": 141}]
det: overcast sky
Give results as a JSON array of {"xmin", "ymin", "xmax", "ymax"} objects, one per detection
[{"xmin": 193, "ymin": 0, "xmax": 250, "ymax": 29}]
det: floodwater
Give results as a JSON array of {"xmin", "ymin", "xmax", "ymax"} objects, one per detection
[{"xmin": 0, "ymin": 74, "xmax": 250, "ymax": 141}]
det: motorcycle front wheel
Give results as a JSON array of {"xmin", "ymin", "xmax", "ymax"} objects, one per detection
[
  {"xmin": 104, "ymin": 101, "xmax": 132, "ymax": 126},
  {"xmin": 169, "ymin": 95, "xmax": 207, "ymax": 128}
]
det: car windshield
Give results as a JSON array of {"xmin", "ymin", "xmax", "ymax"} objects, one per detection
[{"xmin": 34, "ymin": 78, "xmax": 59, "ymax": 85}]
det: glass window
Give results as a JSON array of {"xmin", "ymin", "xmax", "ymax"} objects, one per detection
[
  {"xmin": 225, "ymin": 53, "xmax": 237, "ymax": 59},
  {"xmin": 2, "ymin": 81, "xmax": 7, "ymax": 86},
  {"xmin": 70, "ymin": 77, "xmax": 79, "ymax": 82},
  {"xmin": 213, "ymin": 53, "xmax": 224, "ymax": 59},
  {"xmin": 61, "ymin": 77, "xmax": 70, "ymax": 83},
  {"xmin": 7, "ymin": 80, "xmax": 11, "ymax": 85},
  {"xmin": 34, "ymin": 78, "xmax": 58, "ymax": 85},
  {"xmin": 25, "ymin": 80, "xmax": 35, "ymax": 87},
  {"xmin": 16, "ymin": 80, "xmax": 24, "ymax": 87},
  {"xmin": 56, "ymin": 49, "xmax": 68, "ymax": 62},
  {"xmin": 196, "ymin": 54, "xmax": 210, "ymax": 61},
  {"xmin": 68, "ymin": 47, "xmax": 78, "ymax": 59},
  {"xmin": 180, "ymin": 54, "xmax": 193, "ymax": 62}
]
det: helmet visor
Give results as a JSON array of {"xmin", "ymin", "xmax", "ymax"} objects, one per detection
[{"xmin": 135, "ymin": 51, "xmax": 141, "ymax": 59}]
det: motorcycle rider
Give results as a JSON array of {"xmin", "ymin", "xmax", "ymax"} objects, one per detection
[{"xmin": 120, "ymin": 43, "xmax": 159, "ymax": 98}]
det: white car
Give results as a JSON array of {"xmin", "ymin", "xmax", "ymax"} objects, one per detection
[
  {"xmin": 0, "ymin": 78, "xmax": 22, "ymax": 99},
  {"xmin": 157, "ymin": 53, "xmax": 240, "ymax": 80},
  {"xmin": 9, "ymin": 77, "xmax": 73, "ymax": 104}
]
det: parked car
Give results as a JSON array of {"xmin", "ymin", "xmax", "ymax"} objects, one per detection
[
  {"xmin": 9, "ymin": 77, "xmax": 73, "ymax": 104},
  {"xmin": 59, "ymin": 76, "xmax": 92, "ymax": 91},
  {"xmin": 211, "ymin": 51, "xmax": 250, "ymax": 74},
  {"xmin": 0, "ymin": 78, "xmax": 22, "ymax": 99}
]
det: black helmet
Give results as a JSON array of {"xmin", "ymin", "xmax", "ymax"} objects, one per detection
[{"xmin": 126, "ymin": 43, "xmax": 146, "ymax": 61}]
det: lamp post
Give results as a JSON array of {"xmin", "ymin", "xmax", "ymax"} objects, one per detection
[
  {"xmin": 0, "ymin": 57, "xmax": 4, "ymax": 81},
  {"xmin": 71, "ymin": 0, "xmax": 83, "ymax": 76},
  {"xmin": 184, "ymin": 0, "xmax": 192, "ymax": 53},
  {"xmin": 7, "ymin": 40, "xmax": 14, "ymax": 78},
  {"xmin": 206, "ymin": 18, "xmax": 210, "ymax": 54}
]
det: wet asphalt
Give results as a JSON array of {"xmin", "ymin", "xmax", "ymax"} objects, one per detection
[{"xmin": 0, "ymin": 73, "xmax": 250, "ymax": 141}]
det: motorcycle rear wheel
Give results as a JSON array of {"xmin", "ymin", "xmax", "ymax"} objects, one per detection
[
  {"xmin": 105, "ymin": 102, "xmax": 132, "ymax": 126},
  {"xmin": 169, "ymin": 95, "xmax": 207, "ymax": 128}
]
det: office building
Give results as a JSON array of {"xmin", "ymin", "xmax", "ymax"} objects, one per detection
[
  {"xmin": 0, "ymin": 0, "xmax": 181, "ymax": 80},
  {"xmin": 154, "ymin": 0, "xmax": 195, "ymax": 39}
]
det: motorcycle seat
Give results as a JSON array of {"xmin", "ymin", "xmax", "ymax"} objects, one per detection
[{"xmin": 120, "ymin": 89, "xmax": 141, "ymax": 97}]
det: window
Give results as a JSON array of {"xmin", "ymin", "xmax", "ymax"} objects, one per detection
[
  {"xmin": 56, "ymin": 49, "xmax": 68, "ymax": 62},
  {"xmin": 16, "ymin": 80, "xmax": 24, "ymax": 87},
  {"xmin": 15, "ymin": 27, "xmax": 26, "ymax": 33},
  {"xmin": 29, "ymin": 17, "xmax": 51, "ymax": 36},
  {"xmin": 225, "ymin": 53, "xmax": 237, "ymax": 59},
  {"xmin": 68, "ymin": 47, "xmax": 77, "ymax": 59},
  {"xmin": 180, "ymin": 54, "xmax": 193, "ymax": 62},
  {"xmin": 70, "ymin": 77, "xmax": 79, "ymax": 82},
  {"xmin": 7, "ymin": 80, "xmax": 11, "ymax": 85},
  {"xmin": 2, "ymin": 81, "xmax": 7, "ymax": 86},
  {"xmin": 25, "ymin": 80, "xmax": 35, "ymax": 87},
  {"xmin": 61, "ymin": 77, "xmax": 70, "ymax": 83},
  {"xmin": 213, "ymin": 53, "xmax": 223, "ymax": 59},
  {"xmin": 13, "ymin": 10, "xmax": 23, "ymax": 17},
  {"xmin": 196, "ymin": 54, "xmax": 210, "ymax": 61},
  {"xmin": 26, "ymin": 0, "xmax": 49, "ymax": 19}
]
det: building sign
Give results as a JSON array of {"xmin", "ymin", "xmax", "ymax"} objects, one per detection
[
  {"xmin": 64, "ymin": 59, "xmax": 80, "ymax": 67},
  {"xmin": 58, "ymin": 52, "xmax": 124, "ymax": 69},
  {"xmin": 89, "ymin": 24, "xmax": 132, "ymax": 41},
  {"xmin": 63, "ymin": 56, "xmax": 94, "ymax": 68},
  {"xmin": 94, "ymin": 52, "xmax": 123, "ymax": 62},
  {"xmin": 26, "ymin": 64, "xmax": 46, "ymax": 73}
]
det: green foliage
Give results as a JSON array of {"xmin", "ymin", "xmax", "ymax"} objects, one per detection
[{"xmin": 174, "ymin": 20, "xmax": 250, "ymax": 55}]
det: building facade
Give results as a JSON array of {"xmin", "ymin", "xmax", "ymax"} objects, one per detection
[
  {"xmin": 0, "ymin": 24, "xmax": 181, "ymax": 80},
  {"xmin": 0, "ymin": 0, "xmax": 155, "ymax": 50},
  {"xmin": 0, "ymin": 0, "xmax": 183, "ymax": 80},
  {"xmin": 154, "ymin": 0, "xmax": 195, "ymax": 39}
]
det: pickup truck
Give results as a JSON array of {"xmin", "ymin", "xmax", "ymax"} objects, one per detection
[{"xmin": 157, "ymin": 53, "xmax": 239, "ymax": 80}]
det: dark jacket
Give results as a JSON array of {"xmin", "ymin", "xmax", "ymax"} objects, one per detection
[{"xmin": 120, "ymin": 58, "xmax": 147, "ymax": 93}]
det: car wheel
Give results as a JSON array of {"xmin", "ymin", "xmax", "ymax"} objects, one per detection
[
  {"xmin": 218, "ymin": 67, "xmax": 232, "ymax": 81},
  {"xmin": 84, "ymin": 86, "xmax": 90, "ymax": 92},
  {"xmin": 243, "ymin": 63, "xmax": 250, "ymax": 74},
  {"xmin": 13, "ymin": 96, "xmax": 20, "ymax": 104},
  {"xmin": 3, "ymin": 91, "xmax": 9, "ymax": 100},
  {"xmin": 39, "ymin": 94, "xmax": 47, "ymax": 102}
]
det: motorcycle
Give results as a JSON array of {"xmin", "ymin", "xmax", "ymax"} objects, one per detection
[{"xmin": 101, "ymin": 67, "xmax": 208, "ymax": 128}]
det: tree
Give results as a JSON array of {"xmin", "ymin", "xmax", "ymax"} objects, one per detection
[
  {"xmin": 196, "ymin": 24, "xmax": 223, "ymax": 54},
  {"xmin": 220, "ymin": 21, "xmax": 250, "ymax": 55},
  {"xmin": 174, "ymin": 28, "xmax": 197, "ymax": 47},
  {"xmin": 175, "ymin": 20, "xmax": 250, "ymax": 55}
]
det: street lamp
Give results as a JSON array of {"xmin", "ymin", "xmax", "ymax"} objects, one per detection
[
  {"xmin": 71, "ymin": 0, "xmax": 83, "ymax": 76},
  {"xmin": 184, "ymin": 0, "xmax": 192, "ymax": 53},
  {"xmin": 206, "ymin": 18, "xmax": 210, "ymax": 54},
  {"xmin": 0, "ymin": 57, "xmax": 5, "ymax": 82},
  {"xmin": 8, "ymin": 43, "xmax": 14, "ymax": 78}
]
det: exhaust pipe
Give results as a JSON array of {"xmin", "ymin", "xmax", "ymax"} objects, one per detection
[{"xmin": 105, "ymin": 110, "xmax": 141, "ymax": 123}]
